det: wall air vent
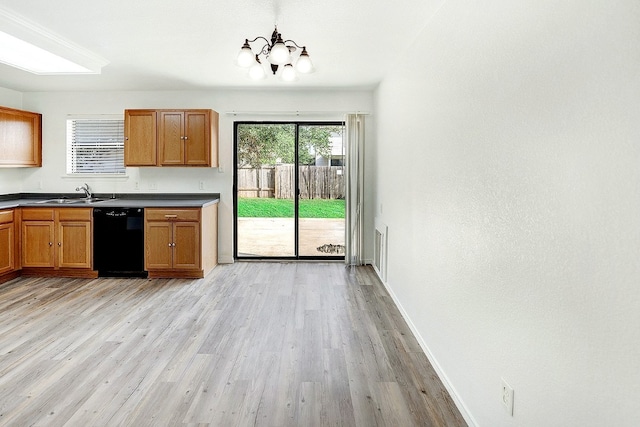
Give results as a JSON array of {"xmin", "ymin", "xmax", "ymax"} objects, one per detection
[{"xmin": 373, "ymin": 218, "xmax": 388, "ymax": 283}]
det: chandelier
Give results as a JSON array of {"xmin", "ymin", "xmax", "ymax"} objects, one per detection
[{"xmin": 236, "ymin": 26, "xmax": 314, "ymax": 81}]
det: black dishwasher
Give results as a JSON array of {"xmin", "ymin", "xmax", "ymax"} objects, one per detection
[{"xmin": 93, "ymin": 207, "xmax": 146, "ymax": 277}]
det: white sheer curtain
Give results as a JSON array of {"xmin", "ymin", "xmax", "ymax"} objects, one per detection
[{"xmin": 344, "ymin": 114, "xmax": 365, "ymax": 266}]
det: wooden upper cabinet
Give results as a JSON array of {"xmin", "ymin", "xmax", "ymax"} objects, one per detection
[
  {"xmin": 125, "ymin": 109, "xmax": 218, "ymax": 167},
  {"xmin": 159, "ymin": 110, "xmax": 217, "ymax": 166},
  {"xmin": 0, "ymin": 106, "xmax": 42, "ymax": 167},
  {"xmin": 158, "ymin": 111, "xmax": 184, "ymax": 166},
  {"xmin": 124, "ymin": 110, "xmax": 157, "ymax": 166},
  {"xmin": 184, "ymin": 111, "xmax": 212, "ymax": 166}
]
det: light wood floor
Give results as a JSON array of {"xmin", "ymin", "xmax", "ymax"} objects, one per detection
[{"xmin": 0, "ymin": 263, "xmax": 466, "ymax": 426}]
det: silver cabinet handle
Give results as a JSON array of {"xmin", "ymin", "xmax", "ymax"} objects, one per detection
[{"xmin": 49, "ymin": 242, "xmax": 53, "ymax": 246}]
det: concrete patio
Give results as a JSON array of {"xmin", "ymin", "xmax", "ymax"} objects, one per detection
[{"xmin": 237, "ymin": 217, "xmax": 345, "ymax": 257}]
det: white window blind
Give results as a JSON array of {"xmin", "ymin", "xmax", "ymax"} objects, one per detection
[{"xmin": 66, "ymin": 118, "xmax": 125, "ymax": 174}]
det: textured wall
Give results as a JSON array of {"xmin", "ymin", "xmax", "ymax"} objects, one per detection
[
  {"xmin": 0, "ymin": 87, "xmax": 22, "ymax": 109},
  {"xmin": 374, "ymin": 0, "xmax": 640, "ymax": 425}
]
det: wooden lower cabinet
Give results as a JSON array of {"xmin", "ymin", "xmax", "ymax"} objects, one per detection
[
  {"xmin": 145, "ymin": 204, "xmax": 217, "ymax": 278},
  {"xmin": 0, "ymin": 204, "xmax": 217, "ymax": 282},
  {"xmin": 57, "ymin": 219, "xmax": 92, "ymax": 268},
  {"xmin": 146, "ymin": 220, "xmax": 200, "ymax": 270},
  {"xmin": 21, "ymin": 220, "xmax": 54, "ymax": 267},
  {"xmin": 21, "ymin": 208, "xmax": 95, "ymax": 277},
  {"xmin": 0, "ymin": 209, "xmax": 17, "ymax": 282},
  {"xmin": 0, "ymin": 222, "xmax": 14, "ymax": 274}
]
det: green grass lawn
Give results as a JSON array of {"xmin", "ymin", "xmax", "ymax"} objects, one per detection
[{"xmin": 238, "ymin": 198, "xmax": 345, "ymax": 218}]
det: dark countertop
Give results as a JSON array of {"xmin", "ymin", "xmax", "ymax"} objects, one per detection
[{"xmin": 0, "ymin": 193, "xmax": 220, "ymax": 210}]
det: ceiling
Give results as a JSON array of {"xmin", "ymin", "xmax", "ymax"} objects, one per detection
[{"xmin": 0, "ymin": 0, "xmax": 440, "ymax": 93}]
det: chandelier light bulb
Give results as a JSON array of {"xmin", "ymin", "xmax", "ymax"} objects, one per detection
[
  {"xmin": 295, "ymin": 48, "xmax": 313, "ymax": 73},
  {"xmin": 269, "ymin": 37, "xmax": 291, "ymax": 65},
  {"xmin": 249, "ymin": 61, "xmax": 266, "ymax": 80},
  {"xmin": 237, "ymin": 41, "xmax": 255, "ymax": 68},
  {"xmin": 281, "ymin": 64, "xmax": 297, "ymax": 81}
]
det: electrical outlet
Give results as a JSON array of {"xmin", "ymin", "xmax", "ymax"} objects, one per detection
[
  {"xmin": 501, "ymin": 378, "xmax": 514, "ymax": 416},
  {"xmin": 199, "ymin": 181, "xmax": 205, "ymax": 190},
  {"xmin": 134, "ymin": 181, "xmax": 139, "ymax": 190},
  {"xmin": 148, "ymin": 183, "xmax": 157, "ymax": 190}
]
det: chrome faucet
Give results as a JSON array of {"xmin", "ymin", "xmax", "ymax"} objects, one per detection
[{"xmin": 76, "ymin": 183, "xmax": 93, "ymax": 199}]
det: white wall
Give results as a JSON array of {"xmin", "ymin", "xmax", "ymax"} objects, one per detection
[
  {"xmin": 0, "ymin": 88, "xmax": 374, "ymax": 263},
  {"xmin": 374, "ymin": 0, "xmax": 640, "ymax": 426},
  {"xmin": 0, "ymin": 87, "xmax": 22, "ymax": 109}
]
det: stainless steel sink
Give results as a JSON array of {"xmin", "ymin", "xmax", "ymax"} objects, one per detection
[
  {"xmin": 36, "ymin": 198, "xmax": 105, "ymax": 204},
  {"xmin": 74, "ymin": 198, "xmax": 105, "ymax": 204}
]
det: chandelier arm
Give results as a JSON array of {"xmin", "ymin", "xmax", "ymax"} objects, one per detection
[
  {"xmin": 246, "ymin": 36, "xmax": 271, "ymax": 45},
  {"xmin": 283, "ymin": 40, "xmax": 305, "ymax": 49},
  {"xmin": 258, "ymin": 44, "xmax": 270, "ymax": 56}
]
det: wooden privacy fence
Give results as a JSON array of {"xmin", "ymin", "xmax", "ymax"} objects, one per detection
[{"xmin": 238, "ymin": 165, "xmax": 345, "ymax": 199}]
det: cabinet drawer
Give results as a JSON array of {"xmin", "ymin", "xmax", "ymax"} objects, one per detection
[
  {"xmin": 0, "ymin": 209, "xmax": 13, "ymax": 224},
  {"xmin": 57, "ymin": 208, "xmax": 92, "ymax": 221},
  {"xmin": 21, "ymin": 208, "xmax": 54, "ymax": 221},
  {"xmin": 146, "ymin": 208, "xmax": 200, "ymax": 222}
]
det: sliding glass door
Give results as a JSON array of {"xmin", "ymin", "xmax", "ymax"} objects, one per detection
[
  {"xmin": 235, "ymin": 123, "xmax": 296, "ymax": 257},
  {"xmin": 297, "ymin": 124, "xmax": 345, "ymax": 256},
  {"xmin": 234, "ymin": 122, "xmax": 344, "ymax": 259}
]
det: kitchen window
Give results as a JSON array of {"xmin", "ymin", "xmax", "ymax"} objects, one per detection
[{"xmin": 66, "ymin": 117, "xmax": 125, "ymax": 174}]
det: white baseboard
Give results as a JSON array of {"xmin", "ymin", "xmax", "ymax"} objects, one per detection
[
  {"xmin": 218, "ymin": 255, "xmax": 235, "ymax": 264},
  {"xmin": 375, "ymin": 274, "xmax": 479, "ymax": 427}
]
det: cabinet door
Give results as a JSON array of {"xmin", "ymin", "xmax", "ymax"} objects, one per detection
[
  {"xmin": 145, "ymin": 221, "xmax": 173, "ymax": 269},
  {"xmin": 158, "ymin": 111, "xmax": 184, "ymax": 165},
  {"xmin": 0, "ymin": 222, "xmax": 14, "ymax": 275},
  {"xmin": 184, "ymin": 111, "xmax": 210, "ymax": 166},
  {"xmin": 125, "ymin": 110, "xmax": 157, "ymax": 166},
  {"xmin": 22, "ymin": 221, "xmax": 55, "ymax": 267},
  {"xmin": 0, "ymin": 106, "xmax": 42, "ymax": 167},
  {"xmin": 173, "ymin": 222, "xmax": 200, "ymax": 269},
  {"xmin": 58, "ymin": 221, "xmax": 92, "ymax": 268}
]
